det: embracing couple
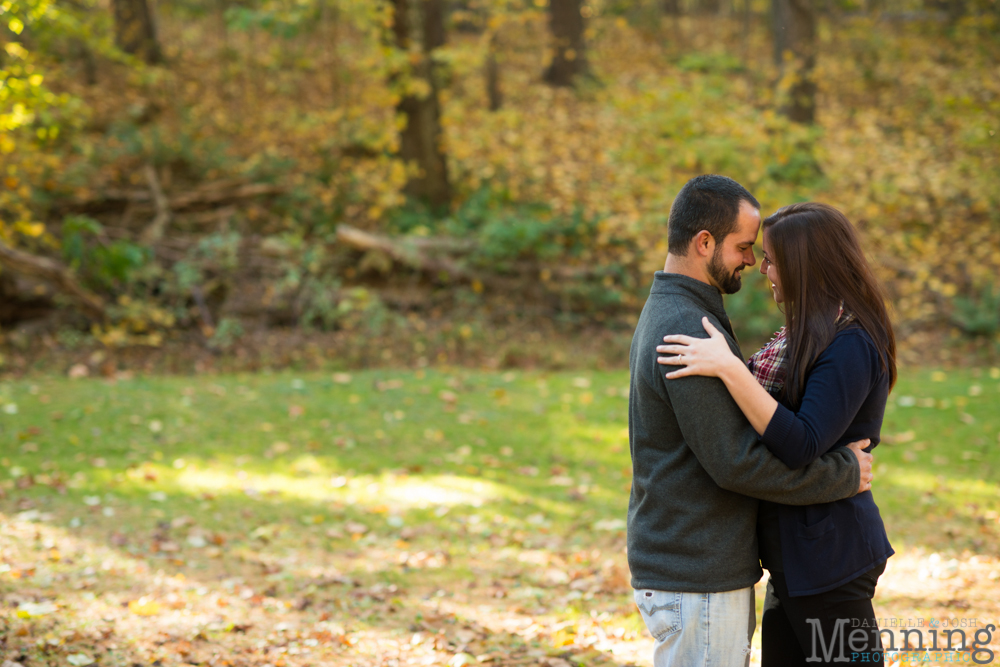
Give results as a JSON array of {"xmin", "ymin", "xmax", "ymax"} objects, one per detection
[{"xmin": 627, "ymin": 175, "xmax": 895, "ymax": 666}]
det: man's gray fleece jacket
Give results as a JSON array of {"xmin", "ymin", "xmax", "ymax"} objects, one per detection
[{"xmin": 627, "ymin": 272, "xmax": 861, "ymax": 593}]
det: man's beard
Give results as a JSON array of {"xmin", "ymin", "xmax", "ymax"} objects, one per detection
[{"xmin": 709, "ymin": 248, "xmax": 745, "ymax": 295}]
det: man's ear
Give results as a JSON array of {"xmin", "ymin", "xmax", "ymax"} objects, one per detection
[{"xmin": 692, "ymin": 230, "xmax": 715, "ymax": 258}]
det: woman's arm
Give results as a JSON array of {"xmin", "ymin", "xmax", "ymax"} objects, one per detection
[
  {"xmin": 656, "ymin": 317, "xmax": 778, "ymax": 436},
  {"xmin": 757, "ymin": 332, "xmax": 880, "ymax": 468},
  {"xmin": 660, "ymin": 321, "xmax": 881, "ymax": 469}
]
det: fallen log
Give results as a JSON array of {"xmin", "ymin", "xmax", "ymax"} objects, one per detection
[
  {"xmin": 169, "ymin": 182, "xmax": 284, "ymax": 210},
  {"xmin": 408, "ymin": 236, "xmax": 477, "ymax": 253},
  {"xmin": 335, "ymin": 224, "xmax": 618, "ymax": 283},
  {"xmin": 0, "ymin": 242, "xmax": 106, "ymax": 321},
  {"xmin": 335, "ymin": 224, "xmax": 473, "ymax": 281},
  {"xmin": 64, "ymin": 181, "xmax": 286, "ymax": 214}
]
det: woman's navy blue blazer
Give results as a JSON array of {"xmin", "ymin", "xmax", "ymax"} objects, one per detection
[{"xmin": 761, "ymin": 325, "xmax": 894, "ymax": 596}]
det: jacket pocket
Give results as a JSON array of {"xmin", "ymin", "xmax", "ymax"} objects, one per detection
[
  {"xmin": 795, "ymin": 514, "xmax": 835, "ymax": 540},
  {"xmin": 633, "ymin": 589, "xmax": 682, "ymax": 641}
]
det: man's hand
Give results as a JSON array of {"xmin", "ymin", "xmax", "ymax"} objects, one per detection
[{"xmin": 847, "ymin": 439, "xmax": 873, "ymax": 494}]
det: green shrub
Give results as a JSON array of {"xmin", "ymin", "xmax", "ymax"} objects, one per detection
[
  {"xmin": 676, "ymin": 52, "xmax": 746, "ymax": 74},
  {"xmin": 210, "ymin": 317, "xmax": 245, "ymax": 351},
  {"xmin": 951, "ymin": 284, "xmax": 1000, "ymax": 339},
  {"xmin": 61, "ymin": 215, "xmax": 150, "ymax": 290}
]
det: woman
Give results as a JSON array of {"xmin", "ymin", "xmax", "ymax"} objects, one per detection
[{"xmin": 655, "ymin": 202, "xmax": 896, "ymax": 666}]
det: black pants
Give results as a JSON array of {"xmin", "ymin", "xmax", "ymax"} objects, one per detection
[{"xmin": 762, "ymin": 562, "xmax": 886, "ymax": 667}]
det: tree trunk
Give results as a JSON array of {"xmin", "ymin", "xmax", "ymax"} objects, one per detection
[
  {"xmin": 743, "ymin": 0, "xmax": 752, "ymax": 60},
  {"xmin": 485, "ymin": 31, "xmax": 502, "ymax": 111},
  {"xmin": 662, "ymin": 0, "xmax": 681, "ymax": 15},
  {"xmin": 70, "ymin": 39, "xmax": 99, "ymax": 85},
  {"xmin": 773, "ymin": 0, "xmax": 817, "ymax": 124},
  {"xmin": 391, "ymin": 0, "xmax": 452, "ymax": 208},
  {"xmin": 423, "ymin": 0, "xmax": 445, "ymax": 50},
  {"xmin": 922, "ymin": 0, "xmax": 968, "ymax": 22},
  {"xmin": 946, "ymin": 0, "xmax": 967, "ymax": 24},
  {"xmin": 112, "ymin": 0, "xmax": 162, "ymax": 64},
  {"xmin": 543, "ymin": 0, "xmax": 589, "ymax": 87},
  {"xmin": 699, "ymin": 0, "xmax": 722, "ymax": 14}
]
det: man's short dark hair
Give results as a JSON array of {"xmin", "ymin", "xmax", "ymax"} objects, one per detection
[{"xmin": 667, "ymin": 175, "xmax": 760, "ymax": 255}]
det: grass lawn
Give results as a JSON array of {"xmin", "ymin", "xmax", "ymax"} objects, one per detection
[{"xmin": 1, "ymin": 366, "xmax": 999, "ymax": 666}]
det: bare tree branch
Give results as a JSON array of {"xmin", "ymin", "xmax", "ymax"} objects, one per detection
[
  {"xmin": 190, "ymin": 284, "xmax": 215, "ymax": 334},
  {"xmin": 139, "ymin": 164, "xmax": 172, "ymax": 246}
]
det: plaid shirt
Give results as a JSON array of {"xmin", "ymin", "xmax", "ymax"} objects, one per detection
[
  {"xmin": 748, "ymin": 306, "xmax": 852, "ymax": 396},
  {"xmin": 748, "ymin": 328, "xmax": 787, "ymax": 396}
]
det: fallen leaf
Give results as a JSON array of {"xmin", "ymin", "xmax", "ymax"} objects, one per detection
[
  {"xmin": 17, "ymin": 601, "xmax": 57, "ymax": 618},
  {"xmin": 344, "ymin": 521, "xmax": 369, "ymax": 534},
  {"xmin": 448, "ymin": 654, "xmax": 476, "ymax": 667},
  {"xmin": 376, "ymin": 379, "xmax": 404, "ymax": 391},
  {"xmin": 128, "ymin": 597, "xmax": 162, "ymax": 616}
]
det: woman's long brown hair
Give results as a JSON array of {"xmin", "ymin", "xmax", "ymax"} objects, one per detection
[{"xmin": 763, "ymin": 202, "xmax": 897, "ymax": 407}]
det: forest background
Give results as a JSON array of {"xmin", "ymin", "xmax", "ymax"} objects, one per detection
[
  {"xmin": 3, "ymin": 2, "xmax": 1000, "ymax": 666},
  {"xmin": 1, "ymin": 0, "xmax": 997, "ymax": 375}
]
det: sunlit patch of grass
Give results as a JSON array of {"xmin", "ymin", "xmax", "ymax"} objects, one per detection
[
  {"xmin": 172, "ymin": 466, "xmax": 516, "ymax": 510},
  {"xmin": 873, "ymin": 365, "xmax": 1000, "ymax": 552},
  {"xmin": 884, "ymin": 470, "xmax": 1000, "ymax": 500}
]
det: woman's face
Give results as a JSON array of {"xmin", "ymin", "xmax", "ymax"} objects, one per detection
[{"xmin": 760, "ymin": 231, "xmax": 784, "ymax": 304}]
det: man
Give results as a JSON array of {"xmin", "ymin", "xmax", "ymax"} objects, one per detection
[{"xmin": 627, "ymin": 175, "xmax": 873, "ymax": 666}]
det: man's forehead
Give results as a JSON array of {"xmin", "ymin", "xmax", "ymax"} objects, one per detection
[
  {"xmin": 730, "ymin": 231, "xmax": 758, "ymax": 246},
  {"xmin": 734, "ymin": 203, "xmax": 761, "ymax": 243}
]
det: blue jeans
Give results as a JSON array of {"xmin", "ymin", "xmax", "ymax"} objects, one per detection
[{"xmin": 634, "ymin": 587, "xmax": 755, "ymax": 667}]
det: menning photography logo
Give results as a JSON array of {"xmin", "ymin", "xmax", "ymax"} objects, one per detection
[{"xmin": 806, "ymin": 617, "xmax": 997, "ymax": 664}]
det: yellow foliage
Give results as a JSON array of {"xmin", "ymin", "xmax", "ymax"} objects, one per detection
[
  {"xmin": 1, "ymin": 5, "xmax": 996, "ymax": 345},
  {"xmin": 14, "ymin": 221, "xmax": 45, "ymax": 237}
]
